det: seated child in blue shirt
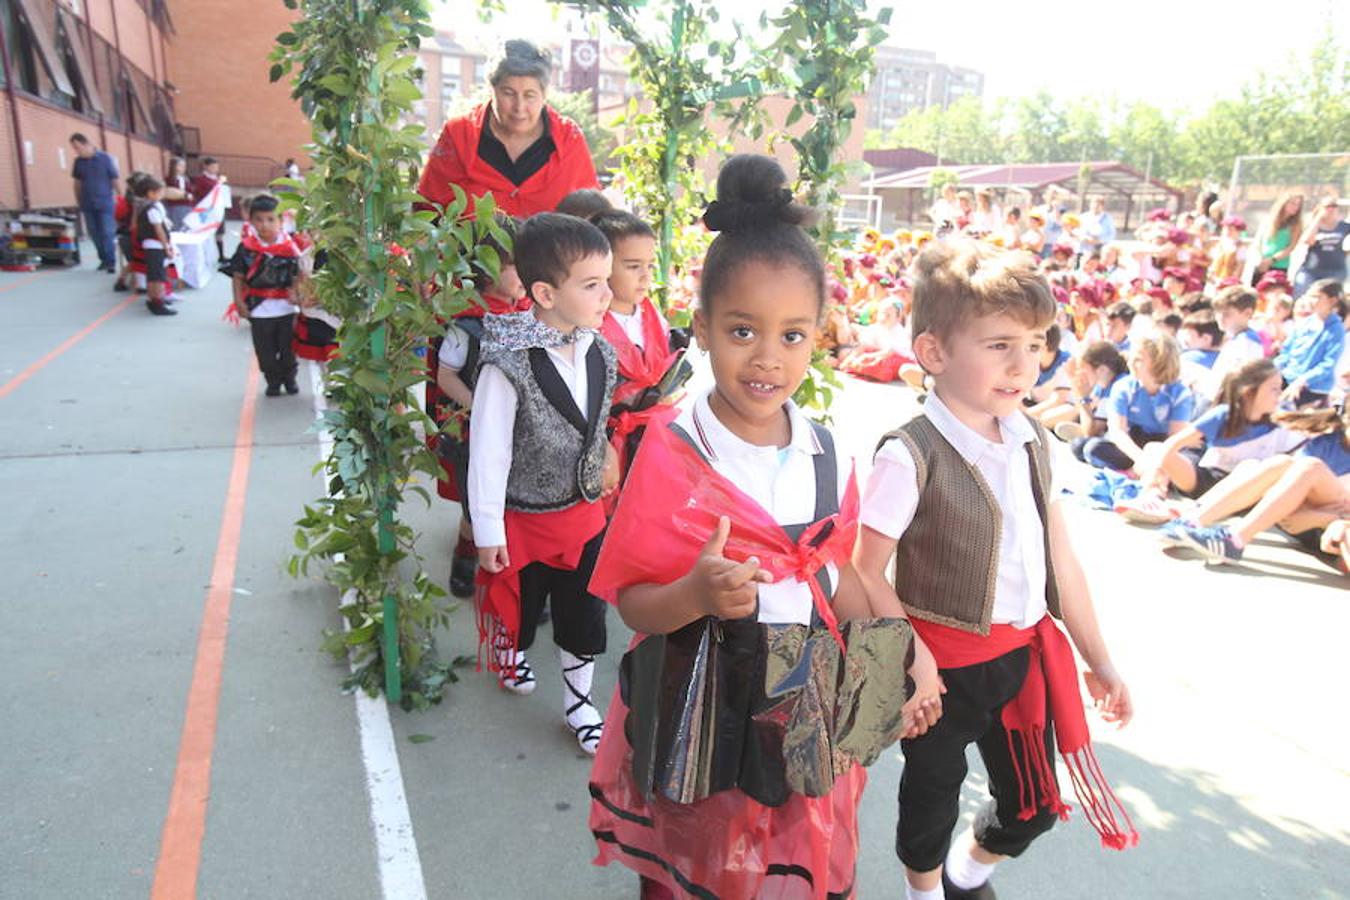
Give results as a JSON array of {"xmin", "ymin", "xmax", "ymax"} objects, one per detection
[{"xmin": 1074, "ymin": 335, "xmax": 1194, "ymax": 472}]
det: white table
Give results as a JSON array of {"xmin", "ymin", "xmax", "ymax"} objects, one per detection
[{"xmin": 171, "ymin": 229, "xmax": 220, "ymax": 289}]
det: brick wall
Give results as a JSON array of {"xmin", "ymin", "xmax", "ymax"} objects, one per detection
[{"xmin": 166, "ymin": 0, "xmax": 311, "ymax": 167}]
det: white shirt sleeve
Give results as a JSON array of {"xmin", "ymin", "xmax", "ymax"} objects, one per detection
[
  {"xmin": 860, "ymin": 437, "xmax": 920, "ymax": 540},
  {"xmin": 437, "ymin": 324, "xmax": 469, "ymax": 370},
  {"xmin": 467, "ymin": 363, "xmax": 516, "ymax": 548},
  {"xmin": 146, "ymin": 205, "xmax": 165, "ymax": 225}
]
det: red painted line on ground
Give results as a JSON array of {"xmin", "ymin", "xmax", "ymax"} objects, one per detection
[
  {"xmin": 0, "ymin": 269, "xmax": 57, "ymax": 293},
  {"xmin": 150, "ymin": 360, "xmax": 260, "ymax": 900},
  {"xmin": 0, "ymin": 295, "xmax": 137, "ymax": 399}
]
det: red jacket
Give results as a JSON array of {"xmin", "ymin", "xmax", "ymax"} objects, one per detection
[{"xmin": 417, "ymin": 103, "xmax": 598, "ymax": 218}]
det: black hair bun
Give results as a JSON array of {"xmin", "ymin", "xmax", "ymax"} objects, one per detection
[{"xmin": 702, "ymin": 154, "xmax": 816, "ymax": 234}]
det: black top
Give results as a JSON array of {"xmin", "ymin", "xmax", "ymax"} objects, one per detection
[{"xmin": 476, "ymin": 105, "xmax": 556, "ymax": 187}]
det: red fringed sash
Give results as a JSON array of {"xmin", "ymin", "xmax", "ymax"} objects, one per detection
[
  {"xmin": 474, "ymin": 501, "xmax": 607, "ymax": 678},
  {"xmin": 912, "ymin": 616, "xmax": 1139, "ymax": 850},
  {"xmin": 590, "ymin": 422, "xmax": 859, "ymax": 651}
]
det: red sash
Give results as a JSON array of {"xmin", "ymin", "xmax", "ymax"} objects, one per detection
[
  {"xmin": 474, "ymin": 501, "xmax": 607, "ymax": 675},
  {"xmin": 590, "ymin": 421, "xmax": 858, "ymax": 651},
  {"xmin": 913, "ymin": 616, "xmax": 1139, "ymax": 851},
  {"xmin": 602, "ymin": 298, "xmax": 673, "ymax": 407},
  {"xmin": 602, "ymin": 299, "xmax": 679, "ymax": 495}
]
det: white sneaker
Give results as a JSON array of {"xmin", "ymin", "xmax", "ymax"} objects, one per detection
[
  {"xmin": 1054, "ymin": 421, "xmax": 1085, "ymax": 442},
  {"xmin": 1115, "ymin": 492, "xmax": 1176, "ymax": 525}
]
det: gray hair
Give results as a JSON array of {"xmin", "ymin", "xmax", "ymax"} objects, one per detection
[{"xmin": 489, "ymin": 39, "xmax": 552, "ymax": 88}]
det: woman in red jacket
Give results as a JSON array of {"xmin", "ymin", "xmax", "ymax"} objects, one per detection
[{"xmin": 417, "ymin": 40, "xmax": 598, "ymax": 218}]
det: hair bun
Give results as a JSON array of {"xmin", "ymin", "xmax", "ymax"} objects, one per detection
[
  {"xmin": 503, "ymin": 39, "xmax": 549, "ymax": 65},
  {"xmin": 702, "ymin": 189, "xmax": 799, "ymax": 233}
]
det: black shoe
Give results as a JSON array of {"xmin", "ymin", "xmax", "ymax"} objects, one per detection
[
  {"xmin": 283, "ymin": 379, "xmax": 300, "ymax": 395},
  {"xmin": 146, "ymin": 300, "xmax": 178, "ymax": 316},
  {"xmin": 449, "ymin": 554, "xmax": 477, "ymax": 598},
  {"xmin": 265, "ymin": 383, "xmax": 282, "ymax": 397},
  {"xmin": 113, "ymin": 282, "xmax": 128, "ymax": 292},
  {"xmin": 942, "ymin": 871, "xmax": 998, "ymax": 900}
]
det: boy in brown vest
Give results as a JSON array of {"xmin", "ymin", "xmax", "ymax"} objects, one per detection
[{"xmin": 855, "ymin": 242, "xmax": 1137, "ymax": 900}]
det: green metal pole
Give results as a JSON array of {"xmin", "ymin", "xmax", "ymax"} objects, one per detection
[{"xmin": 352, "ymin": 10, "xmax": 400, "ymax": 703}]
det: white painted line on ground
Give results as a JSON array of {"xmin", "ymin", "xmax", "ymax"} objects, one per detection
[{"xmin": 308, "ymin": 360, "xmax": 428, "ymax": 900}]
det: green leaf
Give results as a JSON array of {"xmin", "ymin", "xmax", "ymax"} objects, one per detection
[
  {"xmin": 269, "ymin": 63, "xmax": 285, "ymax": 83},
  {"xmin": 408, "ymin": 734, "xmax": 436, "ymax": 744}
]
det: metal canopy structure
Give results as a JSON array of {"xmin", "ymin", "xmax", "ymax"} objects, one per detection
[{"xmin": 864, "ymin": 160, "xmax": 1183, "ymax": 230}]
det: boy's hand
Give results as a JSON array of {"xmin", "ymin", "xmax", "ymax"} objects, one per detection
[
  {"xmin": 478, "ymin": 544, "xmax": 510, "ymax": 574},
  {"xmin": 690, "ymin": 516, "xmax": 770, "ymax": 620},
  {"xmin": 234, "ymin": 300, "xmax": 250, "ymax": 320},
  {"xmin": 1084, "ymin": 665, "xmax": 1132, "ymax": 727},
  {"xmin": 601, "ymin": 443, "xmax": 620, "ymax": 496},
  {"xmin": 901, "ymin": 636, "xmax": 945, "ymax": 739}
]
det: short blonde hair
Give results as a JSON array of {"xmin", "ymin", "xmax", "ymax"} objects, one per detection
[
  {"xmin": 1131, "ymin": 334, "xmax": 1182, "ymax": 385},
  {"xmin": 911, "ymin": 241, "xmax": 1055, "ymax": 343}
]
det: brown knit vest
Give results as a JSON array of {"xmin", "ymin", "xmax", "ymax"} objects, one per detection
[{"xmin": 878, "ymin": 413, "xmax": 1061, "ymax": 635}]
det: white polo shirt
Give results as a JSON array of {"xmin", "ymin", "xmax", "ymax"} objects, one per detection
[
  {"xmin": 861, "ymin": 391, "xmax": 1054, "ymax": 630},
  {"xmin": 673, "ymin": 392, "xmax": 851, "ymax": 627}
]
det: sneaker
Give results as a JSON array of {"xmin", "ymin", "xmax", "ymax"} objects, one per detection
[
  {"xmin": 448, "ymin": 554, "xmax": 476, "ymax": 599},
  {"xmin": 1158, "ymin": 517, "xmax": 1200, "ymax": 549},
  {"xmin": 283, "ymin": 379, "xmax": 300, "ymax": 395},
  {"xmin": 1177, "ymin": 523, "xmax": 1244, "ymax": 565},
  {"xmin": 1115, "ymin": 492, "xmax": 1175, "ymax": 525},
  {"xmin": 265, "ymin": 383, "xmax": 282, "ymax": 397},
  {"xmin": 146, "ymin": 300, "xmax": 177, "ymax": 316},
  {"xmin": 113, "ymin": 281, "xmax": 128, "ymax": 293},
  {"xmin": 161, "ymin": 293, "xmax": 179, "ymax": 305},
  {"xmin": 1054, "ymin": 421, "xmax": 1085, "ymax": 442}
]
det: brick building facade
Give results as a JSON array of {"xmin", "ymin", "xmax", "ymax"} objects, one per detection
[{"xmin": 0, "ymin": 0, "xmax": 175, "ymax": 210}]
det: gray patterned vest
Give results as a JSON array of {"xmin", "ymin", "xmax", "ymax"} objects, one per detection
[
  {"xmin": 876, "ymin": 413, "xmax": 1060, "ymax": 635},
  {"xmin": 479, "ymin": 337, "xmax": 617, "ymax": 512}
]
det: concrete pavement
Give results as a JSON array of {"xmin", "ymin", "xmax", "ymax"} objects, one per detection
[{"xmin": 1, "ymin": 245, "xmax": 1346, "ymax": 900}]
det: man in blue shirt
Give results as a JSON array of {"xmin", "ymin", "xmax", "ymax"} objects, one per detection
[
  {"xmin": 1083, "ymin": 196, "xmax": 1116, "ymax": 252},
  {"xmin": 70, "ymin": 133, "xmax": 120, "ymax": 272}
]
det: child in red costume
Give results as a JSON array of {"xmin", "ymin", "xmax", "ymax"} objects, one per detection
[
  {"xmin": 588, "ymin": 210, "xmax": 683, "ymax": 494},
  {"xmin": 855, "ymin": 241, "xmax": 1137, "ymax": 900},
  {"xmin": 468, "ymin": 213, "xmax": 620, "ymax": 755},
  {"xmin": 433, "ymin": 218, "xmax": 529, "ymax": 598},
  {"xmin": 225, "ymin": 195, "xmax": 307, "ymax": 396},
  {"xmin": 588, "ymin": 155, "xmax": 935, "ymax": 900}
]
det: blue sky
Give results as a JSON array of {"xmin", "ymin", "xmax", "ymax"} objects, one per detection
[{"xmin": 435, "ymin": 0, "xmax": 1348, "ymax": 111}]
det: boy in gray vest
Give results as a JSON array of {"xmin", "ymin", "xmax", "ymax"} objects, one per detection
[
  {"xmin": 854, "ymin": 242, "xmax": 1137, "ymax": 900},
  {"xmin": 467, "ymin": 213, "xmax": 619, "ymax": 756}
]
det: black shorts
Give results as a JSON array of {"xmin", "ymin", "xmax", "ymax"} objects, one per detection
[
  {"xmin": 143, "ymin": 247, "xmax": 166, "ymax": 283},
  {"xmin": 1177, "ymin": 447, "xmax": 1226, "ymax": 498}
]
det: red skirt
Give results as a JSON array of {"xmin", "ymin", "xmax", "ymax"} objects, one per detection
[{"xmin": 589, "ymin": 683, "xmax": 866, "ymax": 899}]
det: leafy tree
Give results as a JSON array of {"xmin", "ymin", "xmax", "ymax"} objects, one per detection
[{"xmin": 271, "ymin": 0, "xmax": 502, "ymax": 705}]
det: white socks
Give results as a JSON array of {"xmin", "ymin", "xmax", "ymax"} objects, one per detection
[
  {"xmin": 560, "ymin": 649, "xmax": 603, "ymax": 754},
  {"xmin": 903, "ymin": 883, "xmax": 943, "ymax": 900},
  {"xmin": 945, "ymin": 838, "xmax": 998, "ymax": 891}
]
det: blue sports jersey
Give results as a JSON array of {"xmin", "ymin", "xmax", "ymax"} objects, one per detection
[
  {"xmin": 1108, "ymin": 377, "xmax": 1195, "ymax": 434},
  {"xmin": 1036, "ymin": 349, "xmax": 1071, "ymax": 387},
  {"xmin": 1181, "ymin": 348, "xmax": 1220, "ymax": 370},
  {"xmin": 1299, "ymin": 431, "xmax": 1350, "ymax": 477},
  {"xmin": 1192, "ymin": 405, "xmax": 1303, "ymax": 472}
]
